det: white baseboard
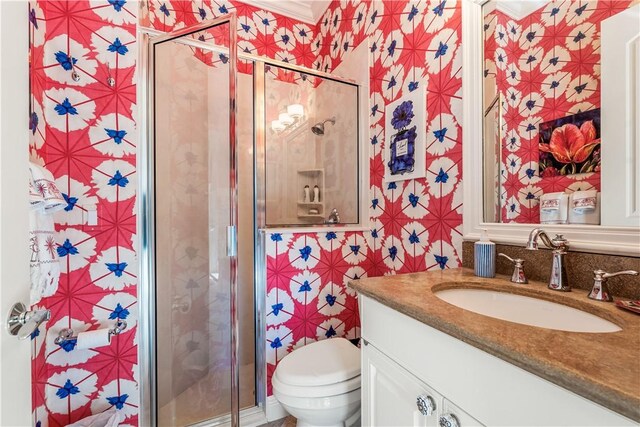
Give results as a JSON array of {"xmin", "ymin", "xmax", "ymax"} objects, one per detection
[
  {"xmin": 240, "ymin": 406, "xmax": 269, "ymax": 427},
  {"xmin": 187, "ymin": 405, "xmax": 268, "ymax": 427},
  {"xmin": 265, "ymin": 395, "xmax": 289, "ymax": 422}
]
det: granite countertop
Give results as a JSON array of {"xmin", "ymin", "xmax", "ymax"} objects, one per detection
[{"xmin": 348, "ymin": 268, "xmax": 640, "ymax": 422}]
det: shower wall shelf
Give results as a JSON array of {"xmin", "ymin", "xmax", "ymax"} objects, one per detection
[{"xmin": 296, "ymin": 169, "xmax": 325, "ymax": 219}]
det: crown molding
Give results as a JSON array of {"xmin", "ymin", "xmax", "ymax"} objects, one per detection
[
  {"xmin": 495, "ymin": 1, "xmax": 546, "ymax": 20},
  {"xmin": 242, "ymin": 0, "xmax": 332, "ymax": 25}
]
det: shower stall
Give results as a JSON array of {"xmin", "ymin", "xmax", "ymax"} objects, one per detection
[{"xmin": 139, "ymin": 14, "xmax": 362, "ymax": 427}]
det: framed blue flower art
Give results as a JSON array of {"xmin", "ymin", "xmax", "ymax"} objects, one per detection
[{"xmin": 384, "ymin": 88, "xmax": 426, "ymax": 183}]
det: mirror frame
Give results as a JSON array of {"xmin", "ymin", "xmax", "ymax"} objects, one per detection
[{"xmin": 461, "ymin": 0, "xmax": 640, "ymax": 256}]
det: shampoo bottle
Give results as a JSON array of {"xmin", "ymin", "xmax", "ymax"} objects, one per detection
[
  {"xmin": 303, "ymin": 185, "xmax": 310, "ymax": 203},
  {"xmin": 313, "ymin": 185, "xmax": 320, "ymax": 203},
  {"xmin": 474, "ymin": 229, "xmax": 496, "ymax": 278}
]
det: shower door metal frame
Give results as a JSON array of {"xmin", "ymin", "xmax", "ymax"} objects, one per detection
[
  {"xmin": 253, "ymin": 59, "xmax": 363, "ymax": 230},
  {"xmin": 139, "ymin": 14, "xmax": 240, "ymax": 427}
]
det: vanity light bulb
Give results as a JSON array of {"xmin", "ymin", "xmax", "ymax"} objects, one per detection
[
  {"xmin": 279, "ymin": 112, "xmax": 294, "ymax": 126},
  {"xmin": 271, "ymin": 120, "xmax": 285, "ymax": 132},
  {"xmin": 287, "ymin": 104, "xmax": 304, "ymax": 119}
]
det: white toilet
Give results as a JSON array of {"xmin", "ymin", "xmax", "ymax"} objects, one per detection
[{"xmin": 272, "ymin": 337, "xmax": 361, "ymax": 427}]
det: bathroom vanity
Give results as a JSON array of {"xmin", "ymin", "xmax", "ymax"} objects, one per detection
[{"xmin": 349, "ymin": 269, "xmax": 640, "ymax": 426}]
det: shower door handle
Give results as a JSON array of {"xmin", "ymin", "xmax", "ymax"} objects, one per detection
[{"xmin": 227, "ymin": 225, "xmax": 237, "ymax": 257}]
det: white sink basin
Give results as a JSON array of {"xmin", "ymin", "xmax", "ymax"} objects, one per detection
[{"xmin": 434, "ymin": 288, "xmax": 621, "ymax": 333}]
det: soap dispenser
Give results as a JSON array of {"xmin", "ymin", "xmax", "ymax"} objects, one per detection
[{"xmin": 474, "ymin": 229, "xmax": 496, "ymax": 278}]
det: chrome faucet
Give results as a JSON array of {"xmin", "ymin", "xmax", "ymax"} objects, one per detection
[
  {"xmin": 526, "ymin": 228, "xmax": 570, "ymax": 291},
  {"xmin": 326, "ymin": 208, "xmax": 340, "ymax": 224}
]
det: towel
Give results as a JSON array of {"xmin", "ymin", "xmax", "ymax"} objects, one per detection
[
  {"xmin": 571, "ymin": 190, "xmax": 598, "ymax": 213},
  {"xmin": 540, "ymin": 192, "xmax": 569, "ymax": 224},
  {"xmin": 569, "ymin": 191, "xmax": 601, "ymax": 225},
  {"xmin": 29, "ymin": 161, "xmax": 65, "ymax": 212},
  {"xmin": 65, "ymin": 409, "xmax": 123, "ymax": 427},
  {"xmin": 29, "ymin": 162, "xmax": 64, "ymax": 305}
]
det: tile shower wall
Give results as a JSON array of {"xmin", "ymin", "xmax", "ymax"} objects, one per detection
[
  {"xmin": 484, "ymin": 1, "xmax": 637, "ymax": 223},
  {"xmin": 29, "ymin": 1, "xmax": 139, "ymax": 426}
]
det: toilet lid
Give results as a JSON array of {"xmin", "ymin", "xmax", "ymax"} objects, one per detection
[{"xmin": 274, "ymin": 338, "xmax": 360, "ymax": 387}]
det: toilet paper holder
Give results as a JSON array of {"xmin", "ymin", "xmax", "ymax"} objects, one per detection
[{"xmin": 54, "ymin": 320, "xmax": 127, "ymax": 346}]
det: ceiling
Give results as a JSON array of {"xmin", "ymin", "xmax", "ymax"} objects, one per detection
[{"xmin": 493, "ymin": 1, "xmax": 548, "ymax": 20}]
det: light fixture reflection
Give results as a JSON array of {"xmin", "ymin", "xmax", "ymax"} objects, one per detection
[
  {"xmin": 271, "ymin": 120, "xmax": 286, "ymax": 132},
  {"xmin": 287, "ymin": 104, "xmax": 304, "ymax": 119},
  {"xmin": 279, "ymin": 112, "xmax": 294, "ymax": 126}
]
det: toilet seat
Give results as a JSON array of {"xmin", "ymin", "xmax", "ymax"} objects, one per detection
[
  {"xmin": 273, "ymin": 338, "xmax": 361, "ymax": 398},
  {"xmin": 273, "ymin": 371, "xmax": 360, "ymax": 398}
]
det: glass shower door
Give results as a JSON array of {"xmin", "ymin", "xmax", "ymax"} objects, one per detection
[{"xmin": 149, "ymin": 17, "xmax": 240, "ymax": 426}]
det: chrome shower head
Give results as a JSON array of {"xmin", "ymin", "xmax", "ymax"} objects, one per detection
[
  {"xmin": 311, "ymin": 124, "xmax": 324, "ymax": 136},
  {"xmin": 311, "ymin": 117, "xmax": 336, "ymax": 136}
]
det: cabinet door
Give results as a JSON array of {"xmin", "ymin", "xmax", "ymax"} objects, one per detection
[{"xmin": 362, "ymin": 342, "xmax": 443, "ymax": 427}]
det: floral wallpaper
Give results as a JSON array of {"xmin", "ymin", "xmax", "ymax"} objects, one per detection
[
  {"xmin": 484, "ymin": 1, "xmax": 637, "ymax": 223},
  {"xmin": 30, "ymin": 0, "xmax": 464, "ymax": 423},
  {"xmin": 29, "ymin": 1, "xmax": 138, "ymax": 426}
]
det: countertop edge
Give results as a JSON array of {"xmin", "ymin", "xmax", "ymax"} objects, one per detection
[{"xmin": 349, "ymin": 274, "xmax": 640, "ymax": 422}]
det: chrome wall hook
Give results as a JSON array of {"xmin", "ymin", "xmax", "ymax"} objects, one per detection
[
  {"xmin": 106, "ymin": 62, "xmax": 116, "ymax": 87},
  {"xmin": 68, "ymin": 55, "xmax": 81, "ymax": 82}
]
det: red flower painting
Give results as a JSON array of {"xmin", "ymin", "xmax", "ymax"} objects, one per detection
[{"xmin": 539, "ymin": 109, "xmax": 601, "ymax": 176}]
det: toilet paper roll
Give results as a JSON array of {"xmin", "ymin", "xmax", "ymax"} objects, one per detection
[{"xmin": 76, "ymin": 329, "xmax": 111, "ymax": 350}]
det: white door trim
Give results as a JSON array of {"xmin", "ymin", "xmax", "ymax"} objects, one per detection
[{"xmin": 0, "ymin": 1, "xmax": 32, "ymax": 425}]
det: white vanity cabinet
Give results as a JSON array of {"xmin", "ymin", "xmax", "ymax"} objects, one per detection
[
  {"xmin": 362, "ymin": 341, "xmax": 482, "ymax": 427},
  {"xmin": 359, "ymin": 295, "xmax": 636, "ymax": 427}
]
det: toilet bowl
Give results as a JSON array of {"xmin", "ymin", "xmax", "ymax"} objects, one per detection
[{"xmin": 272, "ymin": 337, "xmax": 361, "ymax": 427}]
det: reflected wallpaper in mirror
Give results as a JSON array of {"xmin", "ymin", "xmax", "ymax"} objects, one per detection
[
  {"xmin": 482, "ymin": 0, "xmax": 638, "ymax": 225},
  {"xmin": 264, "ymin": 65, "xmax": 359, "ymax": 227}
]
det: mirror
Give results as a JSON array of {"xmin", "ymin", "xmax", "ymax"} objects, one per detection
[
  {"xmin": 482, "ymin": 0, "xmax": 640, "ymax": 227},
  {"xmin": 264, "ymin": 65, "xmax": 360, "ymax": 227}
]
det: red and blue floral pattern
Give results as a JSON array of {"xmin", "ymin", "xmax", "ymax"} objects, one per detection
[
  {"xmin": 30, "ymin": 1, "xmax": 138, "ymax": 425},
  {"xmin": 31, "ymin": 0, "xmax": 463, "ymax": 424}
]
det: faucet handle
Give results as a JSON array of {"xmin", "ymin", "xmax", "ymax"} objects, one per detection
[
  {"xmin": 599, "ymin": 270, "xmax": 639, "ymax": 280},
  {"xmin": 588, "ymin": 269, "xmax": 639, "ymax": 302},
  {"xmin": 498, "ymin": 253, "xmax": 515, "ymax": 263},
  {"xmin": 498, "ymin": 253, "xmax": 528, "ymax": 284}
]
